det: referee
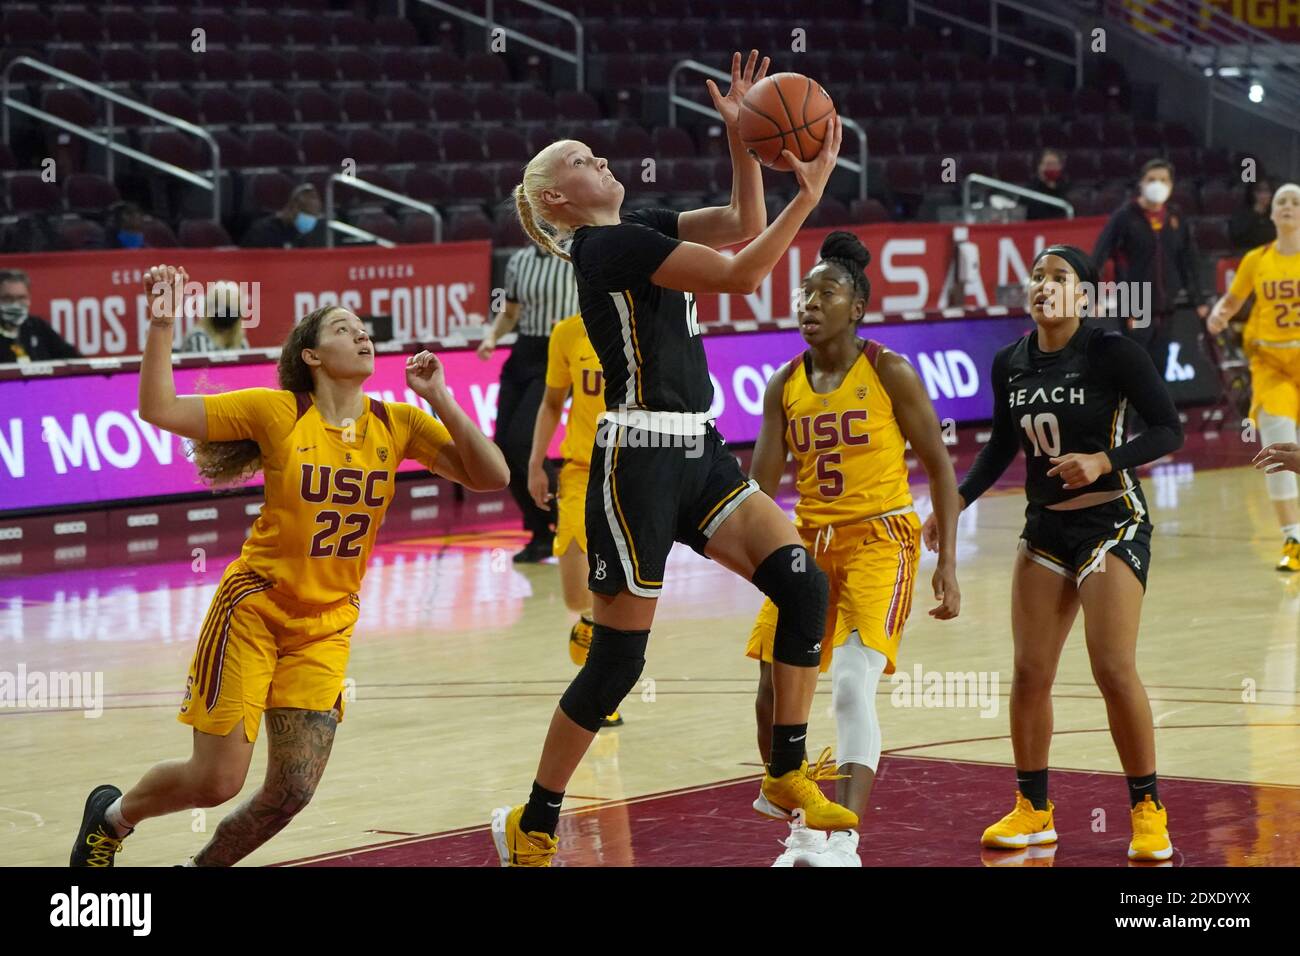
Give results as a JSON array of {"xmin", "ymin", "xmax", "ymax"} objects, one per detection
[{"xmin": 479, "ymin": 243, "xmax": 579, "ymax": 562}]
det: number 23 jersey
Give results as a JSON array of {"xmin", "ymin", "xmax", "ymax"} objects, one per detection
[{"xmin": 202, "ymin": 389, "xmax": 451, "ymax": 605}]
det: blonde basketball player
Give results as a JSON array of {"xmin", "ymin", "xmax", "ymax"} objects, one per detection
[
  {"xmin": 493, "ymin": 51, "xmax": 859, "ymax": 867},
  {"xmin": 1208, "ymin": 183, "xmax": 1300, "ymax": 568},
  {"xmin": 69, "ymin": 265, "xmax": 507, "ymax": 867},
  {"xmin": 528, "ymin": 311, "xmax": 622, "ymax": 726},
  {"xmin": 747, "ymin": 232, "xmax": 962, "ymax": 866}
]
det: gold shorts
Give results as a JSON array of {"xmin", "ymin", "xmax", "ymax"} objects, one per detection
[
  {"xmin": 746, "ymin": 513, "xmax": 921, "ymax": 675},
  {"xmin": 178, "ymin": 559, "xmax": 358, "ymax": 743},
  {"xmin": 553, "ymin": 460, "xmax": 590, "ymax": 556}
]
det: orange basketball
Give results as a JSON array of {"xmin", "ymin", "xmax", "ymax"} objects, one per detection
[{"xmin": 738, "ymin": 72, "xmax": 836, "ymax": 171}]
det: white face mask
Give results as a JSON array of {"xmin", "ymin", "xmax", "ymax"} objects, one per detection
[{"xmin": 1142, "ymin": 180, "xmax": 1171, "ymax": 205}]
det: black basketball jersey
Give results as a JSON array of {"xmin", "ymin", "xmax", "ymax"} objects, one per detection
[
  {"xmin": 567, "ymin": 207, "xmax": 712, "ymax": 414},
  {"xmin": 959, "ymin": 323, "xmax": 1183, "ymax": 508}
]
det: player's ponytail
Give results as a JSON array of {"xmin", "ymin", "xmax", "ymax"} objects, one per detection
[
  {"xmin": 515, "ymin": 141, "xmax": 574, "ymax": 261},
  {"xmin": 189, "ymin": 304, "xmax": 338, "ymax": 486},
  {"xmin": 818, "ymin": 230, "xmax": 872, "ymax": 317}
]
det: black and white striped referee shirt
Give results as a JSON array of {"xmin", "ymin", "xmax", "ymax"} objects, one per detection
[{"xmin": 503, "ymin": 245, "xmax": 580, "ymax": 337}]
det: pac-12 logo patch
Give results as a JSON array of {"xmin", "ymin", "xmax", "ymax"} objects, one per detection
[
  {"xmin": 856, "ymin": 386, "xmax": 867, "ymax": 400},
  {"xmin": 378, "ymin": 447, "xmax": 388, "ymax": 463}
]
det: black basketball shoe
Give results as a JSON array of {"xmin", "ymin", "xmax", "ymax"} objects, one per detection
[{"xmin": 69, "ymin": 784, "xmax": 128, "ymax": 867}]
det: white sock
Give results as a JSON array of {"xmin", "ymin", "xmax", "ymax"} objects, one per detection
[
  {"xmin": 1282, "ymin": 523, "xmax": 1300, "ymax": 543},
  {"xmin": 105, "ymin": 796, "xmax": 135, "ymax": 838},
  {"xmin": 181, "ymin": 858, "xmax": 197, "ymax": 867}
]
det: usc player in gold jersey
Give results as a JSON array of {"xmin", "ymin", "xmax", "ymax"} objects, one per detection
[
  {"xmin": 1208, "ymin": 183, "xmax": 1300, "ymax": 569},
  {"xmin": 746, "ymin": 232, "xmax": 963, "ymax": 866},
  {"xmin": 69, "ymin": 265, "xmax": 507, "ymax": 867},
  {"xmin": 527, "ymin": 311, "xmax": 622, "ymax": 726}
]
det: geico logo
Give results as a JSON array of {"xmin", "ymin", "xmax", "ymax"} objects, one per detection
[
  {"xmin": 54, "ymin": 521, "xmax": 88, "ymax": 535},
  {"xmin": 476, "ymin": 501, "xmax": 504, "ymax": 514},
  {"xmin": 128, "ymin": 539, "xmax": 159, "ymax": 553},
  {"xmin": 0, "ymin": 552, "xmax": 21, "ymax": 566},
  {"xmin": 187, "ymin": 531, "xmax": 218, "ymax": 545},
  {"xmin": 187, "ymin": 508, "xmax": 219, "ymax": 522},
  {"xmin": 0, "ymin": 527, "xmax": 23, "ymax": 540},
  {"xmin": 410, "ymin": 484, "xmax": 440, "ymax": 499},
  {"xmin": 126, "ymin": 513, "xmax": 159, "ymax": 527},
  {"xmin": 411, "ymin": 505, "xmax": 439, "ymax": 522},
  {"xmin": 244, "ymin": 503, "xmax": 262, "ymax": 515},
  {"xmin": 55, "ymin": 545, "xmax": 88, "ymax": 561}
]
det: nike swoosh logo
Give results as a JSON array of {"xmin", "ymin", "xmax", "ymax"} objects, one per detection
[
  {"xmin": 790, "ymin": 733, "xmax": 807, "ymax": 743},
  {"xmin": 1114, "ymin": 520, "xmax": 1128, "ymax": 528},
  {"xmin": 546, "ymin": 801, "xmax": 563, "ymax": 808}
]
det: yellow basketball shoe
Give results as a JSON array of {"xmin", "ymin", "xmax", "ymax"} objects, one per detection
[
  {"xmin": 760, "ymin": 747, "xmax": 858, "ymax": 831},
  {"xmin": 568, "ymin": 617, "xmax": 593, "ymax": 665},
  {"xmin": 1128, "ymin": 795, "xmax": 1173, "ymax": 861},
  {"xmin": 490, "ymin": 805, "xmax": 558, "ymax": 867},
  {"xmin": 981, "ymin": 792, "xmax": 1058, "ymax": 849},
  {"xmin": 1277, "ymin": 538, "xmax": 1300, "ymax": 573}
]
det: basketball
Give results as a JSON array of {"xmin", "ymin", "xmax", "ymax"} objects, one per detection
[{"xmin": 738, "ymin": 72, "xmax": 837, "ymax": 171}]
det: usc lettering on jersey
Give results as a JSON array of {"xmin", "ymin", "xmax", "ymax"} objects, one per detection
[
  {"xmin": 545, "ymin": 313, "xmax": 605, "ymax": 467},
  {"xmin": 202, "ymin": 388, "xmax": 451, "ymax": 605},
  {"xmin": 783, "ymin": 340, "xmax": 912, "ymax": 529},
  {"xmin": 1232, "ymin": 242, "xmax": 1300, "ymax": 346}
]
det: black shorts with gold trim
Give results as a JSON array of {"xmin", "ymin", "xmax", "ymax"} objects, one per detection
[
  {"xmin": 585, "ymin": 418, "xmax": 758, "ymax": 598},
  {"xmin": 1019, "ymin": 486, "xmax": 1153, "ymax": 589}
]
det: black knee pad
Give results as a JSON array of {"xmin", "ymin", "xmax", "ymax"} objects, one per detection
[
  {"xmin": 752, "ymin": 544, "xmax": 829, "ymax": 667},
  {"xmin": 559, "ymin": 625, "xmax": 648, "ymax": 731}
]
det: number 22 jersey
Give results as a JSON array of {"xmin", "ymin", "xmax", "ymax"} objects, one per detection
[{"xmin": 202, "ymin": 388, "xmax": 451, "ymax": 605}]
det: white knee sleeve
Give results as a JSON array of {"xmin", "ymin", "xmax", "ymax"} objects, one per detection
[
  {"xmin": 1259, "ymin": 412, "xmax": 1300, "ymax": 501},
  {"xmin": 830, "ymin": 630, "xmax": 887, "ymax": 773}
]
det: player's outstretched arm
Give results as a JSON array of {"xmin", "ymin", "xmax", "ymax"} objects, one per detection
[
  {"xmin": 878, "ymin": 352, "xmax": 960, "ymax": 620},
  {"xmin": 138, "ymin": 264, "xmax": 209, "ymax": 440},
  {"xmin": 528, "ymin": 385, "xmax": 568, "ymax": 509},
  {"xmin": 406, "ymin": 350, "xmax": 509, "ymax": 492},
  {"xmin": 651, "ymin": 115, "xmax": 842, "ymax": 296},
  {"xmin": 678, "ymin": 50, "xmax": 770, "ymax": 249},
  {"xmin": 1255, "ymin": 443, "xmax": 1300, "ymax": 475}
]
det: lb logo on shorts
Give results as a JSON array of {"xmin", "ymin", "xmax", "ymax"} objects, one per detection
[{"xmin": 594, "ymin": 554, "xmax": 607, "ymax": 581}]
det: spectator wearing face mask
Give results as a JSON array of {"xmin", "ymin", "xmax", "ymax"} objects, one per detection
[
  {"xmin": 106, "ymin": 201, "xmax": 148, "ymax": 250},
  {"xmin": 1023, "ymin": 148, "xmax": 1071, "ymax": 220},
  {"xmin": 180, "ymin": 281, "xmax": 250, "ymax": 353},
  {"xmin": 1093, "ymin": 158, "xmax": 1209, "ymax": 375},
  {"xmin": 240, "ymin": 183, "xmax": 326, "ymax": 249},
  {"xmin": 0, "ymin": 269, "xmax": 80, "ymax": 364}
]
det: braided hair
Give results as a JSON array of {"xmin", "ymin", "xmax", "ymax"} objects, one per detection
[{"xmin": 817, "ymin": 230, "xmax": 872, "ymax": 321}]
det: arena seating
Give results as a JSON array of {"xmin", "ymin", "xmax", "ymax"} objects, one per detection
[{"xmin": 0, "ymin": 0, "xmax": 1249, "ymax": 254}]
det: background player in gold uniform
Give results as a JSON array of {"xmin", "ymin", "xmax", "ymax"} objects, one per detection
[
  {"xmin": 528, "ymin": 312, "xmax": 622, "ymax": 726},
  {"xmin": 1208, "ymin": 183, "xmax": 1300, "ymax": 567},
  {"xmin": 69, "ymin": 265, "xmax": 507, "ymax": 867},
  {"xmin": 747, "ymin": 232, "xmax": 962, "ymax": 866}
]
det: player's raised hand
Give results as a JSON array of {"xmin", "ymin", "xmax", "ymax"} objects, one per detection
[
  {"xmin": 1254, "ymin": 442, "xmax": 1300, "ymax": 475},
  {"xmin": 782, "ymin": 113, "xmax": 842, "ymax": 201},
  {"xmin": 1047, "ymin": 451, "xmax": 1111, "ymax": 489},
  {"xmin": 706, "ymin": 50, "xmax": 770, "ymax": 130},
  {"xmin": 142, "ymin": 265, "xmax": 188, "ymax": 327},
  {"xmin": 929, "ymin": 561, "xmax": 960, "ymax": 620},
  {"xmin": 405, "ymin": 349, "xmax": 447, "ymax": 398}
]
